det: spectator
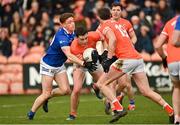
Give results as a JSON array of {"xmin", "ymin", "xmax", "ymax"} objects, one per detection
[
  {"xmin": 19, "ymin": 25, "xmax": 32, "ymax": 48},
  {"xmin": 139, "ymin": 10, "xmax": 152, "ymax": 28},
  {"xmin": 28, "ymin": 1, "xmax": 41, "ymax": 25},
  {"xmin": 126, "ymin": 1, "xmax": 140, "ymax": 20},
  {"xmin": 157, "ymin": 0, "xmax": 174, "ymax": 23},
  {"xmin": 0, "ymin": 28, "xmax": 12, "ymax": 57},
  {"xmin": 153, "ymin": 12, "xmax": 164, "ymax": 36},
  {"xmin": 52, "ymin": 14, "xmax": 61, "ymax": 32},
  {"xmin": 142, "ymin": 0, "xmax": 155, "ymax": 16},
  {"xmin": 10, "ymin": 11, "xmax": 22, "ymax": 34},
  {"xmin": 1, "ymin": 3, "xmax": 13, "ymax": 27},
  {"xmin": 12, "ymin": 33, "xmax": 28, "ymax": 57},
  {"xmin": 40, "ymin": 12, "xmax": 54, "ymax": 49},
  {"xmin": 139, "ymin": 25, "xmax": 154, "ymax": 54},
  {"xmin": 33, "ymin": 25, "xmax": 44, "ymax": 46}
]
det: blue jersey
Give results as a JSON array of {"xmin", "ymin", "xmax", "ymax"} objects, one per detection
[
  {"xmin": 43, "ymin": 28, "xmax": 76, "ymax": 67},
  {"xmin": 175, "ymin": 16, "xmax": 180, "ymax": 30}
]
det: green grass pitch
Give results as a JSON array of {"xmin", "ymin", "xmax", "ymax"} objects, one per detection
[{"xmin": 0, "ymin": 93, "xmax": 172, "ymax": 124}]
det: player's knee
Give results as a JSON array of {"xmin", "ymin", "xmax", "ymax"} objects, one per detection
[
  {"xmin": 42, "ymin": 91, "xmax": 51, "ymax": 99},
  {"xmin": 119, "ymin": 82, "xmax": 127, "ymax": 88},
  {"xmin": 72, "ymin": 87, "xmax": 81, "ymax": 95},
  {"xmin": 59, "ymin": 87, "xmax": 71, "ymax": 95},
  {"xmin": 63, "ymin": 88, "xmax": 71, "ymax": 95},
  {"xmin": 126, "ymin": 84, "xmax": 132, "ymax": 90},
  {"xmin": 96, "ymin": 83, "xmax": 102, "ymax": 90},
  {"xmin": 140, "ymin": 88, "xmax": 150, "ymax": 97}
]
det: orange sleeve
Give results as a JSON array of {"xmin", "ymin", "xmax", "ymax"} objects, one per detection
[
  {"xmin": 93, "ymin": 32, "xmax": 101, "ymax": 41},
  {"xmin": 70, "ymin": 40, "xmax": 76, "ymax": 55},
  {"xmin": 70, "ymin": 39, "xmax": 83, "ymax": 60},
  {"xmin": 89, "ymin": 31, "xmax": 102, "ymax": 41},
  {"xmin": 161, "ymin": 23, "xmax": 169, "ymax": 37}
]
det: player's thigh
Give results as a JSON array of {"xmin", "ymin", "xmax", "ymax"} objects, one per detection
[
  {"xmin": 54, "ymin": 71, "xmax": 70, "ymax": 90},
  {"xmin": 40, "ymin": 61, "xmax": 55, "ymax": 93},
  {"xmin": 41, "ymin": 74, "xmax": 54, "ymax": 93},
  {"xmin": 117, "ymin": 74, "xmax": 129, "ymax": 87},
  {"xmin": 132, "ymin": 72, "xmax": 151, "ymax": 92},
  {"xmin": 73, "ymin": 67, "xmax": 85, "ymax": 91},
  {"xmin": 98, "ymin": 67, "xmax": 125, "ymax": 86},
  {"xmin": 168, "ymin": 62, "xmax": 180, "ymax": 83}
]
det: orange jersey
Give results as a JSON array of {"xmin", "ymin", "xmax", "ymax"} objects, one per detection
[
  {"xmin": 70, "ymin": 31, "xmax": 101, "ymax": 59},
  {"xmin": 97, "ymin": 19, "xmax": 141, "ymax": 59},
  {"xmin": 117, "ymin": 18, "xmax": 134, "ymax": 34},
  {"xmin": 161, "ymin": 16, "xmax": 180, "ymax": 63}
]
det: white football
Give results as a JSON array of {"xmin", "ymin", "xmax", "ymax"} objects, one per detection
[{"xmin": 83, "ymin": 48, "xmax": 95, "ymax": 62}]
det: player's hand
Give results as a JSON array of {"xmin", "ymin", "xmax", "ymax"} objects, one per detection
[
  {"xmin": 83, "ymin": 61, "xmax": 97, "ymax": 72},
  {"xmin": 162, "ymin": 56, "xmax": 167, "ymax": 68},
  {"xmin": 91, "ymin": 50, "xmax": 99, "ymax": 63},
  {"xmin": 99, "ymin": 50, "xmax": 108, "ymax": 63},
  {"xmin": 102, "ymin": 56, "xmax": 117, "ymax": 73}
]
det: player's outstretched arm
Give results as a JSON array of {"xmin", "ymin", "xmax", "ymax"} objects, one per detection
[
  {"xmin": 62, "ymin": 46, "xmax": 97, "ymax": 71},
  {"xmin": 62, "ymin": 46, "xmax": 84, "ymax": 66},
  {"xmin": 155, "ymin": 34, "xmax": 167, "ymax": 59},
  {"xmin": 155, "ymin": 34, "xmax": 168, "ymax": 68}
]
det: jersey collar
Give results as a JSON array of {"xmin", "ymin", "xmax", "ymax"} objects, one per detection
[{"xmin": 63, "ymin": 28, "xmax": 70, "ymax": 34}]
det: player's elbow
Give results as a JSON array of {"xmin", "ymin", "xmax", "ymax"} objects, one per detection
[
  {"xmin": 172, "ymin": 38, "xmax": 180, "ymax": 47},
  {"xmin": 66, "ymin": 53, "xmax": 73, "ymax": 61},
  {"xmin": 154, "ymin": 45, "xmax": 159, "ymax": 51},
  {"xmin": 172, "ymin": 31, "xmax": 180, "ymax": 47}
]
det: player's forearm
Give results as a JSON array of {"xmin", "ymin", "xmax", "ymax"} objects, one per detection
[
  {"xmin": 155, "ymin": 34, "xmax": 167, "ymax": 59},
  {"xmin": 131, "ymin": 35, "xmax": 137, "ymax": 44},
  {"xmin": 156, "ymin": 47, "xmax": 166, "ymax": 59},
  {"xmin": 106, "ymin": 30, "xmax": 116, "ymax": 58},
  {"xmin": 96, "ymin": 41, "xmax": 104, "ymax": 55},
  {"xmin": 129, "ymin": 31, "xmax": 137, "ymax": 44},
  {"xmin": 67, "ymin": 53, "xmax": 84, "ymax": 66},
  {"xmin": 108, "ymin": 39, "xmax": 116, "ymax": 58}
]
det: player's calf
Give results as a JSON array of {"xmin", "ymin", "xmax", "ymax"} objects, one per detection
[
  {"xmin": 42, "ymin": 100, "xmax": 49, "ymax": 113},
  {"xmin": 91, "ymin": 83, "xmax": 103, "ymax": 99}
]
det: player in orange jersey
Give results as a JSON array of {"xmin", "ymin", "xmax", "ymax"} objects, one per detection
[
  {"xmin": 106, "ymin": 2, "xmax": 136, "ymax": 113},
  {"xmin": 96, "ymin": 8, "xmax": 174, "ymax": 123},
  {"xmin": 155, "ymin": 1, "xmax": 180, "ymax": 123},
  {"xmin": 66, "ymin": 26, "xmax": 105, "ymax": 120}
]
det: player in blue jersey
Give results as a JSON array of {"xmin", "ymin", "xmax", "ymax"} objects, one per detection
[
  {"xmin": 172, "ymin": 16, "xmax": 180, "ymax": 47},
  {"xmin": 27, "ymin": 13, "xmax": 97, "ymax": 120}
]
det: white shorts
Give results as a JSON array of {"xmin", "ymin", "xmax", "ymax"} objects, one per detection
[
  {"xmin": 168, "ymin": 61, "xmax": 180, "ymax": 81},
  {"xmin": 40, "ymin": 59, "xmax": 66, "ymax": 77},
  {"xmin": 111, "ymin": 59, "xmax": 145, "ymax": 75},
  {"xmin": 73, "ymin": 61, "xmax": 103, "ymax": 73}
]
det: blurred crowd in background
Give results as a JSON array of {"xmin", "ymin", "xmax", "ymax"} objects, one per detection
[{"xmin": 0, "ymin": 0, "xmax": 177, "ymax": 60}]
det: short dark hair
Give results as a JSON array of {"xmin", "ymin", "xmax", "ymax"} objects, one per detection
[
  {"xmin": 59, "ymin": 13, "xmax": 74, "ymax": 23},
  {"xmin": 111, "ymin": 2, "xmax": 123, "ymax": 9},
  {"xmin": 75, "ymin": 26, "xmax": 87, "ymax": 37},
  {"xmin": 97, "ymin": 8, "xmax": 111, "ymax": 20}
]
